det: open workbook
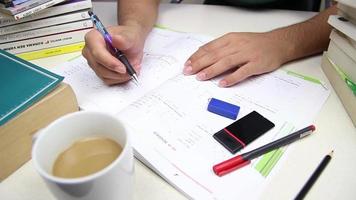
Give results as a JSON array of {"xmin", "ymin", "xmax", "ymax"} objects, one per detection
[{"xmin": 53, "ymin": 28, "xmax": 330, "ymax": 199}]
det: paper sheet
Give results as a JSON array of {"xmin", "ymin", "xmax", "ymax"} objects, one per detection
[{"xmin": 53, "ymin": 28, "xmax": 330, "ymax": 200}]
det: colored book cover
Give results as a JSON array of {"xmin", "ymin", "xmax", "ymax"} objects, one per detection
[
  {"xmin": 0, "ymin": 10, "xmax": 90, "ymax": 35},
  {"xmin": 0, "ymin": 49, "xmax": 63, "ymax": 125},
  {"xmin": 0, "ymin": 19, "xmax": 93, "ymax": 43},
  {"xmin": 0, "ymin": 0, "xmax": 91, "ymax": 26},
  {"xmin": 0, "ymin": 0, "xmax": 52, "ymax": 15},
  {"xmin": 16, "ymin": 41, "xmax": 85, "ymax": 60}
]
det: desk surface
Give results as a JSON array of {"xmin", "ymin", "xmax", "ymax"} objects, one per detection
[{"xmin": 1, "ymin": 2, "xmax": 356, "ymax": 200}]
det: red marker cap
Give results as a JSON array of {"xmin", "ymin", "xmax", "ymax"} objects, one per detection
[{"xmin": 213, "ymin": 155, "xmax": 251, "ymax": 176}]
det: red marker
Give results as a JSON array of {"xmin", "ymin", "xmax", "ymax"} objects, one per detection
[{"xmin": 213, "ymin": 125, "xmax": 315, "ymax": 176}]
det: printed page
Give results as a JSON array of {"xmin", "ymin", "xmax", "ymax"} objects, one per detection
[
  {"xmin": 53, "ymin": 28, "xmax": 330, "ymax": 199},
  {"xmin": 52, "ymin": 28, "xmax": 211, "ymax": 114},
  {"xmin": 116, "ymin": 70, "xmax": 329, "ymax": 199}
]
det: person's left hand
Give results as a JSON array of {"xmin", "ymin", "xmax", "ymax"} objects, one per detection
[{"xmin": 183, "ymin": 31, "xmax": 292, "ymax": 87}]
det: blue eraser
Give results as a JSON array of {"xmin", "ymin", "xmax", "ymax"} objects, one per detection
[{"xmin": 207, "ymin": 98, "xmax": 240, "ymax": 120}]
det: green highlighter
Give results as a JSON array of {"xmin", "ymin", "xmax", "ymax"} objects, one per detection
[{"xmin": 0, "ymin": 49, "xmax": 63, "ymax": 126}]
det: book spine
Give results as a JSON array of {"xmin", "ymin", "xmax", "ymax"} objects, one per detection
[
  {"xmin": 16, "ymin": 41, "xmax": 85, "ymax": 60},
  {"xmin": 0, "ymin": 0, "xmax": 52, "ymax": 15},
  {"xmin": 0, "ymin": 28, "xmax": 90, "ymax": 54},
  {"xmin": 327, "ymin": 41, "xmax": 356, "ymax": 83},
  {"xmin": 337, "ymin": 3, "xmax": 356, "ymax": 21},
  {"xmin": 337, "ymin": 0, "xmax": 356, "ymax": 9},
  {"xmin": 338, "ymin": 10, "xmax": 356, "ymax": 25},
  {"xmin": 328, "ymin": 15, "xmax": 356, "ymax": 42},
  {"xmin": 0, "ymin": 19, "xmax": 93, "ymax": 43},
  {"xmin": 330, "ymin": 29, "xmax": 356, "ymax": 62},
  {"xmin": 0, "ymin": 0, "xmax": 92, "ymax": 27},
  {"xmin": 0, "ymin": 6, "xmax": 12, "ymax": 15},
  {"xmin": 13, "ymin": 0, "xmax": 67, "ymax": 20},
  {"xmin": 321, "ymin": 53, "xmax": 356, "ymax": 126},
  {"xmin": 0, "ymin": 10, "xmax": 90, "ymax": 35},
  {"xmin": 12, "ymin": 0, "xmax": 31, "ymax": 6}
]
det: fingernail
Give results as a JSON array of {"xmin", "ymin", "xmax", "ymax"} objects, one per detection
[
  {"xmin": 219, "ymin": 80, "xmax": 228, "ymax": 87},
  {"xmin": 196, "ymin": 72, "xmax": 206, "ymax": 80},
  {"xmin": 184, "ymin": 60, "xmax": 191, "ymax": 66},
  {"xmin": 183, "ymin": 66, "xmax": 193, "ymax": 75}
]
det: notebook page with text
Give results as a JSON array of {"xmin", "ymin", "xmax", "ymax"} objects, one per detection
[
  {"xmin": 53, "ymin": 28, "xmax": 211, "ymax": 114},
  {"xmin": 53, "ymin": 28, "xmax": 330, "ymax": 199},
  {"xmin": 116, "ymin": 70, "xmax": 329, "ymax": 199}
]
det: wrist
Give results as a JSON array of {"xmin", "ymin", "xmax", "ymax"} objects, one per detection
[
  {"xmin": 265, "ymin": 28, "xmax": 298, "ymax": 64},
  {"xmin": 120, "ymin": 20, "xmax": 152, "ymax": 39}
]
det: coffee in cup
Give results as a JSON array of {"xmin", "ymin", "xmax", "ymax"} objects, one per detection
[
  {"xmin": 32, "ymin": 111, "xmax": 134, "ymax": 200},
  {"xmin": 53, "ymin": 137, "xmax": 122, "ymax": 178}
]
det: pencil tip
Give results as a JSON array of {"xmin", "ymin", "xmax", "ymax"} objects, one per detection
[{"xmin": 329, "ymin": 150, "xmax": 334, "ymax": 157}]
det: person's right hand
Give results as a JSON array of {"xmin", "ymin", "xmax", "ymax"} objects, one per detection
[{"xmin": 82, "ymin": 25, "xmax": 146, "ymax": 85}]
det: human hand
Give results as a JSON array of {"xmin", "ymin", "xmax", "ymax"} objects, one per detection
[
  {"xmin": 82, "ymin": 25, "xmax": 145, "ymax": 85},
  {"xmin": 183, "ymin": 32, "xmax": 293, "ymax": 87}
]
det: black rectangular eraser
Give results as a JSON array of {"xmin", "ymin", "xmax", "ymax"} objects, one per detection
[
  {"xmin": 213, "ymin": 129, "xmax": 244, "ymax": 154},
  {"xmin": 213, "ymin": 111, "xmax": 275, "ymax": 154}
]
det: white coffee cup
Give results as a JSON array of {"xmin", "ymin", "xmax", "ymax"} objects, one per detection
[{"xmin": 32, "ymin": 111, "xmax": 134, "ymax": 200}]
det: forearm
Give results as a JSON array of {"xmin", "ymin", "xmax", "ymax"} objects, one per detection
[
  {"xmin": 268, "ymin": 5, "xmax": 337, "ymax": 63},
  {"xmin": 117, "ymin": 0, "xmax": 160, "ymax": 38}
]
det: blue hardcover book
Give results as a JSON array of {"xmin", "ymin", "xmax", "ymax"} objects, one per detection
[{"xmin": 0, "ymin": 49, "xmax": 63, "ymax": 125}]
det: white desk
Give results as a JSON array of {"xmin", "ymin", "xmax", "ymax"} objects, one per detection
[{"xmin": 1, "ymin": 2, "xmax": 356, "ymax": 200}]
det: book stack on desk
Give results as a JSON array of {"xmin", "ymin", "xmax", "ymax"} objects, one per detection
[
  {"xmin": 0, "ymin": 0, "xmax": 93, "ymax": 60},
  {"xmin": 321, "ymin": 0, "xmax": 356, "ymax": 126},
  {"xmin": 0, "ymin": 49, "xmax": 78, "ymax": 180}
]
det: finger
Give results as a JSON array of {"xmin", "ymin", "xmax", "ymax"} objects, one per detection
[
  {"xmin": 84, "ymin": 47, "xmax": 129, "ymax": 81},
  {"xmin": 82, "ymin": 45, "xmax": 89, "ymax": 60},
  {"xmin": 189, "ymin": 40, "xmax": 226, "ymax": 62},
  {"xmin": 110, "ymin": 29, "xmax": 144, "ymax": 73},
  {"xmin": 102, "ymin": 76, "xmax": 131, "ymax": 86},
  {"xmin": 184, "ymin": 35, "xmax": 231, "ymax": 74},
  {"xmin": 190, "ymin": 34, "xmax": 231, "ymax": 61},
  {"xmin": 219, "ymin": 62, "xmax": 256, "ymax": 87},
  {"xmin": 126, "ymin": 51, "xmax": 143, "ymax": 72},
  {"xmin": 91, "ymin": 61, "xmax": 128, "ymax": 80},
  {"xmin": 84, "ymin": 30, "xmax": 126, "ymax": 73},
  {"xmin": 187, "ymin": 45, "xmax": 241, "ymax": 75},
  {"xmin": 133, "ymin": 63, "xmax": 142, "ymax": 75},
  {"xmin": 196, "ymin": 52, "xmax": 249, "ymax": 81}
]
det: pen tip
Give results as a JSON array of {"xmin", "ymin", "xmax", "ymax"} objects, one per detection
[
  {"xmin": 132, "ymin": 74, "xmax": 139, "ymax": 86},
  {"xmin": 88, "ymin": 10, "xmax": 93, "ymax": 16}
]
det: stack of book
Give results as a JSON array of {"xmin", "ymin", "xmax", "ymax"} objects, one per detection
[
  {"xmin": 322, "ymin": 0, "xmax": 356, "ymax": 126},
  {"xmin": 0, "ymin": 49, "xmax": 78, "ymax": 180},
  {"xmin": 0, "ymin": 0, "xmax": 92, "ymax": 60}
]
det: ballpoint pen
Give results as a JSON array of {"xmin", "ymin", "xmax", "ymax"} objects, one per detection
[{"xmin": 88, "ymin": 11, "xmax": 139, "ymax": 85}]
